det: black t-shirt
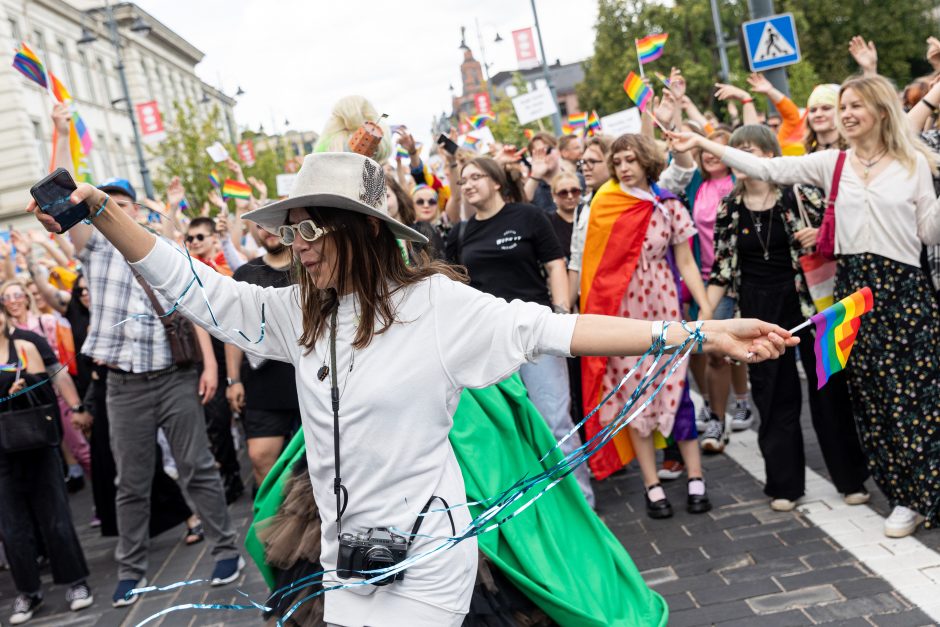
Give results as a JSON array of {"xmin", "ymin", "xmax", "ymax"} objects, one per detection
[
  {"xmin": 739, "ymin": 208, "xmax": 793, "ymax": 285},
  {"xmin": 548, "ymin": 212, "xmax": 574, "ymax": 262},
  {"xmin": 445, "ymin": 202, "xmax": 564, "ymax": 307},
  {"xmin": 10, "ymin": 328, "xmax": 58, "ymax": 368},
  {"xmin": 232, "ymin": 257, "xmax": 300, "ymax": 412}
]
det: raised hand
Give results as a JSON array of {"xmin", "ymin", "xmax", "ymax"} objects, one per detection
[
  {"xmin": 397, "ymin": 129, "xmax": 417, "ymax": 155},
  {"xmin": 225, "ymin": 157, "xmax": 245, "ymax": 182},
  {"xmin": 668, "ymin": 67, "xmax": 686, "ymax": 100},
  {"xmin": 746, "ymin": 72, "xmax": 774, "ymax": 95},
  {"xmin": 9, "ymin": 230, "xmax": 30, "ymax": 255},
  {"xmin": 27, "ymin": 183, "xmax": 106, "ymax": 233},
  {"xmin": 654, "ymin": 89, "xmax": 678, "ymax": 127},
  {"xmin": 714, "ymin": 83, "xmax": 751, "ymax": 102},
  {"xmin": 849, "ymin": 35, "xmax": 878, "ymax": 74},
  {"xmin": 664, "ymin": 130, "xmax": 701, "ymax": 153},
  {"xmin": 928, "ymin": 36, "xmax": 940, "ymax": 70},
  {"xmin": 166, "ymin": 176, "xmax": 185, "ymax": 208},
  {"xmin": 207, "ymin": 188, "xmax": 227, "ymax": 210},
  {"xmin": 247, "ymin": 176, "xmax": 267, "ymax": 201},
  {"xmin": 529, "ymin": 146, "xmax": 550, "ymax": 180},
  {"xmin": 216, "ymin": 212, "xmax": 230, "ymax": 237},
  {"xmin": 51, "ymin": 102, "xmax": 71, "ymax": 136}
]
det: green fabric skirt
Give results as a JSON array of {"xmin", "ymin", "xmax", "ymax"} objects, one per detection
[{"xmin": 246, "ymin": 374, "xmax": 667, "ymax": 626}]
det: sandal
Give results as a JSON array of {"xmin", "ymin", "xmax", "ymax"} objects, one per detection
[{"xmin": 184, "ymin": 523, "xmax": 205, "ymax": 546}]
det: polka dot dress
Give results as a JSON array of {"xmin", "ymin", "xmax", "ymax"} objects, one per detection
[
  {"xmin": 597, "ymin": 198, "xmax": 697, "ymax": 438},
  {"xmin": 837, "ymin": 253, "xmax": 940, "ymax": 526}
]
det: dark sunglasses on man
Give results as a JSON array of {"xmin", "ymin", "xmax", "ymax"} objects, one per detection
[{"xmin": 185, "ymin": 233, "xmax": 209, "ymax": 243}]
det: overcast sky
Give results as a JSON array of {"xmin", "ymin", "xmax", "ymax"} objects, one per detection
[{"xmin": 135, "ymin": 0, "xmax": 599, "ymax": 146}]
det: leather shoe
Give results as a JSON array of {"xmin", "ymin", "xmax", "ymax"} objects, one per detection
[
  {"xmin": 687, "ymin": 478, "xmax": 711, "ymax": 514},
  {"xmin": 645, "ymin": 484, "xmax": 673, "ymax": 519}
]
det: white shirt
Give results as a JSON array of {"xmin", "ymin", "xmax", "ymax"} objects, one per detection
[
  {"xmin": 133, "ymin": 238, "xmax": 577, "ymax": 625},
  {"xmin": 722, "ymin": 146, "xmax": 940, "ymax": 267}
]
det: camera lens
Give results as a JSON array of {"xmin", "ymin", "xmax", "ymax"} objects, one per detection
[{"xmin": 364, "ymin": 545, "xmax": 396, "ymax": 586}]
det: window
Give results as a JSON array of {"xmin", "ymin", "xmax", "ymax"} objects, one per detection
[
  {"xmin": 57, "ymin": 40, "xmax": 75, "ymax": 93},
  {"xmin": 78, "ymin": 50, "xmax": 95, "ymax": 102},
  {"xmin": 96, "ymin": 132, "xmax": 113, "ymax": 174},
  {"xmin": 8, "ymin": 18, "xmax": 20, "ymax": 49},
  {"xmin": 97, "ymin": 57, "xmax": 113, "ymax": 104},
  {"xmin": 139, "ymin": 59, "xmax": 152, "ymax": 101},
  {"xmin": 31, "ymin": 29, "xmax": 45, "ymax": 59},
  {"xmin": 31, "ymin": 119, "xmax": 48, "ymax": 176}
]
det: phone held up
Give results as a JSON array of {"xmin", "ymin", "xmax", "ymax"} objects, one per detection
[
  {"xmin": 436, "ymin": 133, "xmax": 459, "ymax": 156},
  {"xmin": 29, "ymin": 168, "xmax": 90, "ymax": 232}
]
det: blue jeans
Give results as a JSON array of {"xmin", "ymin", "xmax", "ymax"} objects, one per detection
[{"xmin": 519, "ymin": 355, "xmax": 595, "ymax": 507}]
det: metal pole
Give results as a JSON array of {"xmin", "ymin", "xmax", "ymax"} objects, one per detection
[
  {"xmin": 747, "ymin": 0, "xmax": 790, "ymax": 97},
  {"xmin": 105, "ymin": 2, "xmax": 154, "ymax": 198},
  {"xmin": 709, "ymin": 0, "xmax": 731, "ymax": 82},
  {"xmin": 475, "ymin": 19, "xmax": 496, "ymax": 109},
  {"xmin": 529, "ymin": 0, "xmax": 563, "ymax": 135}
]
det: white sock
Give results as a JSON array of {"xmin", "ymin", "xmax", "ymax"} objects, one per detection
[
  {"xmin": 647, "ymin": 485, "xmax": 666, "ymax": 502},
  {"xmin": 734, "ymin": 394, "xmax": 749, "ymax": 407},
  {"xmin": 688, "ymin": 478, "xmax": 706, "ymax": 496}
]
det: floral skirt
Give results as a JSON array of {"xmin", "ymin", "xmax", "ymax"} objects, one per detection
[{"xmin": 837, "ymin": 253, "xmax": 940, "ymax": 526}]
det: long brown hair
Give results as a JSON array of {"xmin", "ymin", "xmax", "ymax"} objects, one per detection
[
  {"xmin": 294, "ymin": 208, "xmax": 465, "ymax": 351},
  {"xmin": 384, "ymin": 174, "xmax": 416, "ymax": 225}
]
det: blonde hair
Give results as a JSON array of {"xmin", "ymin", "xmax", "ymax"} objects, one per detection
[
  {"xmin": 0, "ymin": 279, "xmax": 36, "ymax": 316},
  {"xmin": 837, "ymin": 75, "xmax": 938, "ymax": 174},
  {"xmin": 551, "ymin": 172, "xmax": 580, "ymax": 194},
  {"xmin": 314, "ymin": 95, "xmax": 392, "ymax": 162}
]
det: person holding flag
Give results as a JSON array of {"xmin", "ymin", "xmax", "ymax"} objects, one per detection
[{"xmin": 670, "ymin": 74, "xmax": 940, "ymax": 537}]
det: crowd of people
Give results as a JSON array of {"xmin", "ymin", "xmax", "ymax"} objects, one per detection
[{"xmin": 0, "ymin": 30, "xmax": 938, "ymax": 627}]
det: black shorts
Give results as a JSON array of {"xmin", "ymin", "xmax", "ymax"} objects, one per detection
[{"xmin": 243, "ymin": 408, "xmax": 300, "ymax": 440}]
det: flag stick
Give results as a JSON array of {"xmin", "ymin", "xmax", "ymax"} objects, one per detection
[
  {"xmin": 789, "ymin": 319, "xmax": 812, "ymax": 334},
  {"xmin": 635, "ymin": 40, "xmax": 645, "ymax": 78},
  {"xmin": 644, "ymin": 109, "xmax": 668, "ymax": 133}
]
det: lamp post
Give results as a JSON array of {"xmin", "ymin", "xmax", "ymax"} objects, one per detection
[
  {"xmin": 529, "ymin": 0, "xmax": 563, "ymax": 135},
  {"xmin": 474, "ymin": 19, "xmax": 503, "ymax": 109},
  {"xmin": 77, "ymin": 1, "xmax": 154, "ymax": 199}
]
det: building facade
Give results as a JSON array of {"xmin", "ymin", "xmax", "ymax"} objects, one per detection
[
  {"xmin": 490, "ymin": 60, "xmax": 584, "ymax": 118},
  {"xmin": 0, "ymin": 0, "xmax": 236, "ymax": 224}
]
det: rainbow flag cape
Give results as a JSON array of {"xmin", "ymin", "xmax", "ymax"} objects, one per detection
[
  {"xmin": 623, "ymin": 72, "xmax": 652, "ymax": 112},
  {"xmin": 12, "ymin": 42, "xmax": 46, "ymax": 88},
  {"xmin": 587, "ymin": 111, "xmax": 602, "ymax": 135},
  {"xmin": 222, "ymin": 179, "xmax": 251, "ymax": 200},
  {"xmin": 636, "ymin": 33, "xmax": 668, "ymax": 64},
  {"xmin": 208, "ymin": 169, "xmax": 221, "ymax": 188},
  {"xmin": 811, "ymin": 287, "xmax": 873, "ymax": 389},
  {"xmin": 580, "ymin": 180, "xmax": 675, "ymax": 480},
  {"xmin": 47, "ymin": 71, "xmax": 93, "ymax": 182},
  {"xmin": 468, "ymin": 113, "xmax": 494, "ymax": 129}
]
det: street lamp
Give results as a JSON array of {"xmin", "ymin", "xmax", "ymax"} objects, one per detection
[
  {"xmin": 474, "ymin": 19, "xmax": 504, "ymax": 109},
  {"xmin": 529, "ymin": 0, "xmax": 563, "ymax": 135},
  {"xmin": 76, "ymin": 2, "xmax": 155, "ymax": 199}
]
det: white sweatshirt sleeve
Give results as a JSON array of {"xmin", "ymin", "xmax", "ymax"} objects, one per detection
[
  {"xmin": 131, "ymin": 237, "xmax": 298, "ymax": 362},
  {"xmin": 721, "ymin": 146, "xmax": 832, "ymax": 189},
  {"xmin": 657, "ymin": 162, "xmax": 696, "ymax": 195},
  {"xmin": 915, "ymin": 155, "xmax": 940, "ymax": 246},
  {"xmin": 430, "ymin": 276, "xmax": 577, "ymax": 390}
]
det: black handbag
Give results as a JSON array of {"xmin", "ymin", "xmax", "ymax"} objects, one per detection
[{"xmin": 0, "ymin": 339, "xmax": 61, "ymax": 452}]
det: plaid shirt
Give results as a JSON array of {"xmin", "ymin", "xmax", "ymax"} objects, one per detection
[{"xmin": 78, "ymin": 230, "xmax": 173, "ymax": 372}]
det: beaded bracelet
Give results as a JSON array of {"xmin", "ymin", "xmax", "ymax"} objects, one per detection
[{"xmin": 82, "ymin": 194, "xmax": 110, "ymax": 225}]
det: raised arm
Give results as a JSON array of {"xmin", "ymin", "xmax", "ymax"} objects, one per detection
[
  {"xmin": 910, "ymin": 77, "xmax": 940, "ymax": 133},
  {"xmin": 915, "ymin": 156, "xmax": 940, "ymax": 245}
]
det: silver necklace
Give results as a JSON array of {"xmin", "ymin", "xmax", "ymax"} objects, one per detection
[
  {"xmin": 856, "ymin": 149, "xmax": 887, "ymax": 179},
  {"xmin": 746, "ymin": 199, "xmax": 775, "ymax": 262}
]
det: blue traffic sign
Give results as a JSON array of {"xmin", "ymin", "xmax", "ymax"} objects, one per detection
[{"xmin": 742, "ymin": 13, "xmax": 801, "ymax": 72}]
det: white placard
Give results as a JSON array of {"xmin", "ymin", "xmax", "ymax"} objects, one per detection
[
  {"xmin": 511, "ymin": 88, "xmax": 559, "ymax": 125},
  {"xmin": 599, "ymin": 108, "xmax": 642, "ymax": 137},
  {"xmin": 206, "ymin": 141, "xmax": 229, "ymax": 163},
  {"xmin": 275, "ymin": 173, "xmax": 298, "ymax": 198}
]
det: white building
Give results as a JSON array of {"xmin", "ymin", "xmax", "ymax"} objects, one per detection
[{"xmin": 0, "ymin": 0, "xmax": 236, "ymax": 225}]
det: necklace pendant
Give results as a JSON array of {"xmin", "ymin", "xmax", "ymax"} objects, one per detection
[
  {"xmin": 763, "ymin": 251, "xmax": 770, "ymax": 261},
  {"xmin": 317, "ymin": 365, "xmax": 329, "ymax": 381}
]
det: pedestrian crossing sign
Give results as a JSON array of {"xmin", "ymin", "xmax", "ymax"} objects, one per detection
[{"xmin": 742, "ymin": 13, "xmax": 801, "ymax": 72}]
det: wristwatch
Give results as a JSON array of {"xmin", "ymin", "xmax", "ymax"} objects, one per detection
[
  {"xmin": 226, "ymin": 377, "xmax": 241, "ymax": 386},
  {"xmin": 71, "ymin": 404, "xmax": 86, "ymax": 413}
]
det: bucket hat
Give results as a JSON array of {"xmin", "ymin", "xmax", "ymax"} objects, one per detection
[{"xmin": 242, "ymin": 152, "xmax": 428, "ymax": 243}]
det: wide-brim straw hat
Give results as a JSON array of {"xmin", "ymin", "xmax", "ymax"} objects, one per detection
[{"xmin": 242, "ymin": 152, "xmax": 428, "ymax": 243}]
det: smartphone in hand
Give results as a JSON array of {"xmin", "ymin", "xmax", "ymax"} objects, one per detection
[
  {"xmin": 29, "ymin": 168, "xmax": 90, "ymax": 232},
  {"xmin": 437, "ymin": 133, "xmax": 460, "ymax": 156}
]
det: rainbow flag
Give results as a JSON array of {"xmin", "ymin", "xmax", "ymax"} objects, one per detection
[
  {"xmin": 463, "ymin": 135, "xmax": 480, "ymax": 150},
  {"xmin": 222, "ymin": 179, "xmax": 251, "ymax": 200},
  {"xmin": 209, "ymin": 169, "xmax": 221, "ymax": 188},
  {"xmin": 395, "ymin": 145, "xmax": 410, "ymax": 159},
  {"xmin": 811, "ymin": 287, "xmax": 874, "ymax": 389},
  {"xmin": 636, "ymin": 33, "xmax": 668, "ymax": 64},
  {"xmin": 623, "ymin": 72, "xmax": 653, "ymax": 112},
  {"xmin": 48, "ymin": 71, "xmax": 93, "ymax": 182},
  {"xmin": 587, "ymin": 111, "xmax": 602, "ymax": 135},
  {"xmin": 523, "ymin": 129, "xmax": 535, "ymax": 141},
  {"xmin": 567, "ymin": 112, "xmax": 588, "ymax": 129},
  {"xmin": 468, "ymin": 113, "xmax": 494, "ymax": 129},
  {"xmin": 12, "ymin": 42, "xmax": 46, "ymax": 88},
  {"xmin": 653, "ymin": 71, "xmax": 671, "ymax": 88}
]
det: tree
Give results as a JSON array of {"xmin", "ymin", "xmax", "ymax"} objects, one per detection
[{"xmin": 488, "ymin": 73, "xmax": 544, "ymax": 147}]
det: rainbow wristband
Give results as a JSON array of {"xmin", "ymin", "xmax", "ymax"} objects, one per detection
[{"xmin": 82, "ymin": 194, "xmax": 110, "ymax": 225}]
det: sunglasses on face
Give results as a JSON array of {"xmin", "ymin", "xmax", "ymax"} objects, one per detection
[
  {"xmin": 555, "ymin": 188, "xmax": 582, "ymax": 198},
  {"xmin": 415, "ymin": 198, "xmax": 438, "ymax": 206},
  {"xmin": 185, "ymin": 233, "xmax": 209, "ymax": 243},
  {"xmin": 2, "ymin": 293, "xmax": 26, "ymax": 304},
  {"xmin": 276, "ymin": 219, "xmax": 335, "ymax": 246}
]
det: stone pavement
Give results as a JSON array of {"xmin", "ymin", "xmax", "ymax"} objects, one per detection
[{"xmin": 2, "ymin": 392, "xmax": 940, "ymax": 625}]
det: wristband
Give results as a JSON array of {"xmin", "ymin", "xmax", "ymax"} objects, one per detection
[
  {"xmin": 740, "ymin": 98, "xmax": 754, "ymax": 105},
  {"xmin": 71, "ymin": 404, "xmax": 86, "ymax": 413},
  {"xmin": 226, "ymin": 377, "xmax": 241, "ymax": 386},
  {"xmin": 82, "ymin": 194, "xmax": 110, "ymax": 225},
  {"xmin": 651, "ymin": 320, "xmax": 664, "ymax": 348}
]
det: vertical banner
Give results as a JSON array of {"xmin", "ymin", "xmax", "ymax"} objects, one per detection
[
  {"xmin": 237, "ymin": 139, "xmax": 256, "ymax": 166},
  {"xmin": 512, "ymin": 27, "xmax": 539, "ymax": 69},
  {"xmin": 135, "ymin": 100, "xmax": 166, "ymax": 143},
  {"xmin": 474, "ymin": 92, "xmax": 492, "ymax": 114}
]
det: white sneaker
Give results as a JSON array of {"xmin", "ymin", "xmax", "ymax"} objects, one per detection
[
  {"xmin": 730, "ymin": 403, "xmax": 754, "ymax": 431},
  {"xmin": 770, "ymin": 498, "xmax": 798, "ymax": 512},
  {"xmin": 695, "ymin": 404, "xmax": 711, "ymax": 432},
  {"xmin": 884, "ymin": 506, "xmax": 924, "ymax": 538},
  {"xmin": 843, "ymin": 491, "xmax": 871, "ymax": 506}
]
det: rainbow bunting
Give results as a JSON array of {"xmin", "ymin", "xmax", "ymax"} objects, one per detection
[
  {"xmin": 468, "ymin": 113, "xmax": 494, "ymax": 129},
  {"xmin": 222, "ymin": 179, "xmax": 251, "ymax": 200},
  {"xmin": 811, "ymin": 287, "xmax": 874, "ymax": 389},
  {"xmin": 12, "ymin": 42, "xmax": 46, "ymax": 88},
  {"xmin": 462, "ymin": 135, "xmax": 480, "ymax": 150},
  {"xmin": 636, "ymin": 33, "xmax": 668, "ymax": 64},
  {"xmin": 623, "ymin": 72, "xmax": 653, "ymax": 111},
  {"xmin": 395, "ymin": 145, "xmax": 410, "ymax": 159}
]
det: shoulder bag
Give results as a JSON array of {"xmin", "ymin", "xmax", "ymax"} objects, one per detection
[
  {"xmin": 0, "ymin": 337, "xmax": 61, "ymax": 452},
  {"xmin": 129, "ymin": 267, "xmax": 202, "ymax": 368},
  {"xmin": 816, "ymin": 150, "xmax": 847, "ymax": 260}
]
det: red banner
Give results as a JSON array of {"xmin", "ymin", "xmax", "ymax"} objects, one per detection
[
  {"xmin": 135, "ymin": 101, "xmax": 165, "ymax": 143},
  {"xmin": 512, "ymin": 27, "xmax": 539, "ymax": 69},
  {"xmin": 237, "ymin": 139, "xmax": 256, "ymax": 166},
  {"xmin": 474, "ymin": 92, "xmax": 492, "ymax": 114}
]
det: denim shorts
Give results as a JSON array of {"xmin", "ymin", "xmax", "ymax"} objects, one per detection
[{"xmin": 713, "ymin": 295, "xmax": 735, "ymax": 320}]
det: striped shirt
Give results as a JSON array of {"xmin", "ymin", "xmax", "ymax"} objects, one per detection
[{"xmin": 78, "ymin": 230, "xmax": 173, "ymax": 372}]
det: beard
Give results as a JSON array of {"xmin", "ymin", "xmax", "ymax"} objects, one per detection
[{"xmin": 261, "ymin": 240, "xmax": 286, "ymax": 255}]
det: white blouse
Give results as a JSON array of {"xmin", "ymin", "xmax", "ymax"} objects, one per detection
[
  {"xmin": 132, "ymin": 238, "xmax": 578, "ymax": 625},
  {"xmin": 721, "ymin": 147, "xmax": 940, "ymax": 267}
]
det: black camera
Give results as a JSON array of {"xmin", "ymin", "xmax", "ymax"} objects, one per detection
[{"xmin": 336, "ymin": 527, "xmax": 409, "ymax": 586}]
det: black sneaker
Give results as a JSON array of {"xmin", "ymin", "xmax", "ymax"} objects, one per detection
[
  {"xmin": 730, "ymin": 403, "xmax": 754, "ymax": 431},
  {"xmin": 701, "ymin": 414, "xmax": 727, "ymax": 454},
  {"xmin": 695, "ymin": 404, "xmax": 711, "ymax": 431},
  {"xmin": 112, "ymin": 577, "xmax": 146, "ymax": 608},
  {"xmin": 66, "ymin": 582, "xmax": 93, "ymax": 611},
  {"xmin": 210, "ymin": 556, "xmax": 245, "ymax": 586},
  {"xmin": 10, "ymin": 593, "xmax": 42, "ymax": 625}
]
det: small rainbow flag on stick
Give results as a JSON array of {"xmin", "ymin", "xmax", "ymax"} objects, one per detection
[
  {"xmin": 623, "ymin": 72, "xmax": 653, "ymax": 112},
  {"xmin": 462, "ymin": 135, "xmax": 480, "ymax": 150},
  {"xmin": 12, "ymin": 42, "xmax": 46, "ymax": 88},
  {"xmin": 587, "ymin": 111, "xmax": 602, "ymax": 135},
  {"xmin": 395, "ymin": 145, "xmax": 410, "ymax": 159},
  {"xmin": 636, "ymin": 33, "xmax": 668, "ymax": 65},
  {"xmin": 209, "ymin": 170, "xmax": 221, "ymax": 188},
  {"xmin": 567, "ymin": 112, "xmax": 588, "ymax": 129},
  {"xmin": 468, "ymin": 113, "xmax": 494, "ymax": 129},
  {"xmin": 790, "ymin": 287, "xmax": 874, "ymax": 389},
  {"xmin": 222, "ymin": 179, "xmax": 251, "ymax": 200}
]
